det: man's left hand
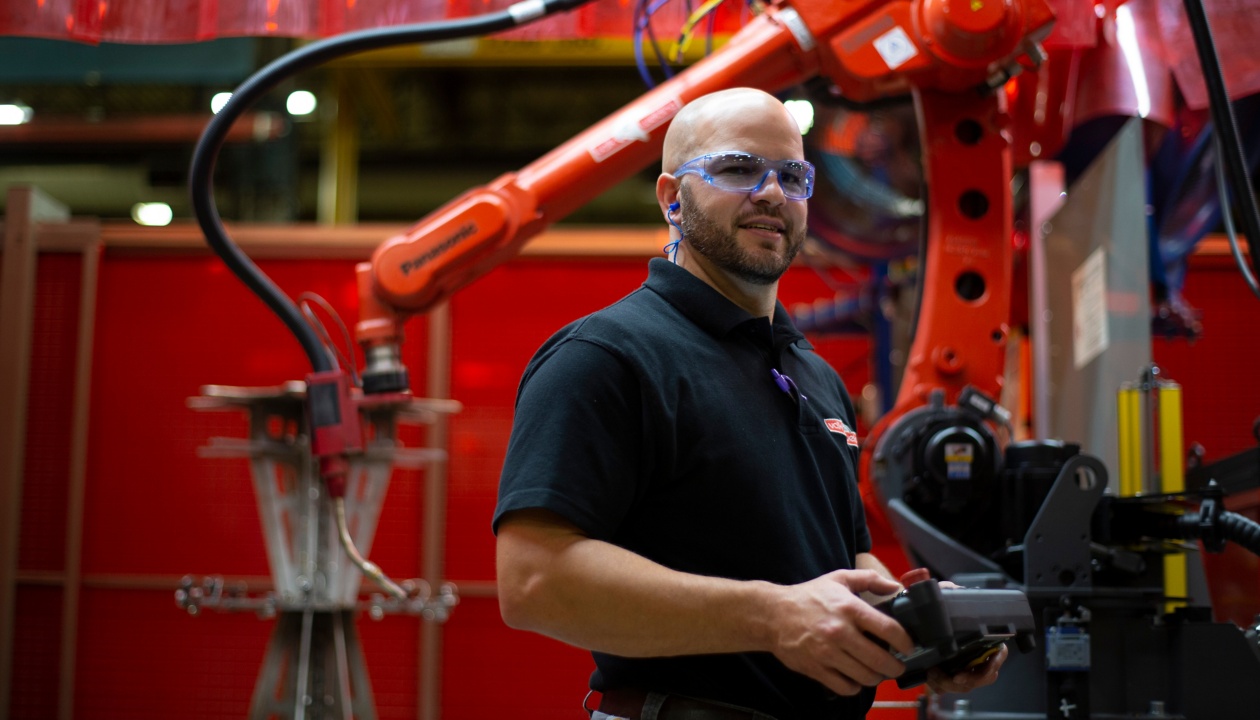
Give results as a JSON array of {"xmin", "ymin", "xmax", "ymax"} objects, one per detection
[
  {"xmin": 892, "ymin": 568, "xmax": 1010, "ymax": 693},
  {"xmin": 925, "ymin": 643, "xmax": 1008, "ymax": 694}
]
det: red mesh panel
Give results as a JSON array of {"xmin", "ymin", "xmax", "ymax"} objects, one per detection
[
  {"xmin": 1153, "ymin": 258, "xmax": 1260, "ymax": 461},
  {"xmin": 20, "ymin": 253, "xmax": 83, "ymax": 574},
  {"xmin": 82, "ymin": 254, "xmax": 411, "ymax": 577},
  {"xmin": 73, "ymin": 588, "xmax": 267, "ymax": 718},
  {"xmin": 442, "ymin": 596, "xmax": 595, "ymax": 719},
  {"xmin": 358, "ymin": 614, "xmax": 422, "ymax": 719},
  {"xmin": 8, "ymin": 586, "xmax": 62, "ymax": 719}
]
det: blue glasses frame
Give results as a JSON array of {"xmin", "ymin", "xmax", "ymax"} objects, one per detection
[{"xmin": 674, "ymin": 151, "xmax": 815, "ymax": 200}]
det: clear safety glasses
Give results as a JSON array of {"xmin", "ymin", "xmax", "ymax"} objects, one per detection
[{"xmin": 674, "ymin": 151, "xmax": 815, "ymax": 200}]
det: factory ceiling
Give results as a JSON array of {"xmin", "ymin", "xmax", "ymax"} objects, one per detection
[{"xmin": 0, "ymin": 37, "xmax": 672, "ymax": 226}]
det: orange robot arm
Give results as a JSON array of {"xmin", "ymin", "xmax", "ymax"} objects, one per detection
[
  {"xmin": 360, "ymin": 1, "xmax": 1058, "ymax": 506},
  {"xmin": 355, "ymin": 6, "xmax": 819, "ymax": 390},
  {"xmin": 356, "ymin": 0, "xmax": 1055, "ymax": 397},
  {"xmin": 365, "ymin": 9, "xmax": 813, "ymax": 320}
]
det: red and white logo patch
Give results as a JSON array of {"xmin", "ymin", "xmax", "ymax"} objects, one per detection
[{"xmin": 824, "ymin": 418, "xmax": 860, "ymax": 447}]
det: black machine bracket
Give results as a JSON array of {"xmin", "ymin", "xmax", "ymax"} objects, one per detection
[{"xmin": 1022, "ymin": 453, "xmax": 1108, "ymax": 593}]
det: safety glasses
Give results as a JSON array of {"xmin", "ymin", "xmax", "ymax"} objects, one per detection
[{"xmin": 674, "ymin": 151, "xmax": 815, "ymax": 200}]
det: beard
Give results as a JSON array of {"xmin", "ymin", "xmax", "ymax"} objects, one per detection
[{"xmin": 677, "ymin": 184, "xmax": 806, "ymax": 286}]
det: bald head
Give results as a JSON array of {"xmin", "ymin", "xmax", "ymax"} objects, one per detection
[
  {"xmin": 662, "ymin": 88, "xmax": 802, "ymax": 173},
  {"xmin": 653, "ymin": 88, "xmax": 808, "ymax": 313}
]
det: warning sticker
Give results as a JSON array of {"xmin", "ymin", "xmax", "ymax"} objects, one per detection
[
  {"xmin": 589, "ymin": 96, "xmax": 684, "ymax": 163},
  {"xmin": 873, "ymin": 26, "xmax": 919, "ymax": 70},
  {"xmin": 945, "ymin": 442, "xmax": 975, "ymax": 480}
]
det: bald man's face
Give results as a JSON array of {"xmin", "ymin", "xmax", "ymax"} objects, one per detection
[
  {"xmin": 669, "ymin": 95, "xmax": 808, "ymax": 285},
  {"xmin": 676, "ymin": 181, "xmax": 806, "ymax": 285}
]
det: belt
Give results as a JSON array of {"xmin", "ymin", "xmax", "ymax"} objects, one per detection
[{"xmin": 598, "ymin": 688, "xmax": 779, "ymax": 720}]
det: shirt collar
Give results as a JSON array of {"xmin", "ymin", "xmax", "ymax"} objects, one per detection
[{"xmin": 643, "ymin": 258, "xmax": 812, "ymax": 350}]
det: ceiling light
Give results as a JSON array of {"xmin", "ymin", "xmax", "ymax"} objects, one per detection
[
  {"xmin": 132, "ymin": 202, "xmax": 173, "ymax": 227},
  {"xmin": 0, "ymin": 103, "xmax": 33, "ymax": 125},
  {"xmin": 784, "ymin": 99, "xmax": 814, "ymax": 136},
  {"xmin": 286, "ymin": 90, "xmax": 317, "ymax": 116},
  {"xmin": 211, "ymin": 92, "xmax": 232, "ymax": 114}
]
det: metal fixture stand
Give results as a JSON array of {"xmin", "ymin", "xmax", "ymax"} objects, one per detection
[{"xmin": 178, "ymin": 383, "xmax": 460, "ymax": 720}]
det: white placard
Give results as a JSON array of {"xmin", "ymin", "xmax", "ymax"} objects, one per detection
[{"xmin": 1071, "ymin": 248, "xmax": 1109, "ymax": 369}]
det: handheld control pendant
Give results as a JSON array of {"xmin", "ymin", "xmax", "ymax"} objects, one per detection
[{"xmin": 873, "ymin": 579, "xmax": 1037, "ymax": 688}]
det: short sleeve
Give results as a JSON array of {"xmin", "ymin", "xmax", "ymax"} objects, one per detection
[
  {"xmin": 493, "ymin": 338, "xmax": 644, "ymax": 539},
  {"xmin": 851, "ymin": 475, "xmax": 873, "ymax": 555}
]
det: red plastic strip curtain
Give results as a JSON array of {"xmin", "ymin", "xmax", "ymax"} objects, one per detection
[
  {"xmin": 0, "ymin": 0, "xmax": 1093, "ymax": 44},
  {"xmin": 0, "ymin": 0, "xmax": 754, "ymax": 43},
  {"xmin": 0, "ymin": 0, "xmax": 1255, "ymax": 111}
]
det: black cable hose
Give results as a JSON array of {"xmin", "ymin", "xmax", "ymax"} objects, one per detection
[
  {"xmin": 1218, "ymin": 511, "xmax": 1260, "ymax": 557},
  {"xmin": 189, "ymin": 0, "xmax": 595, "ymax": 373},
  {"xmin": 1157, "ymin": 507, "xmax": 1260, "ymax": 557},
  {"xmin": 1181, "ymin": 0, "xmax": 1260, "ymax": 282}
]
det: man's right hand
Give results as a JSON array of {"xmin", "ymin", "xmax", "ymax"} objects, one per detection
[{"xmin": 767, "ymin": 569, "xmax": 915, "ymax": 697}]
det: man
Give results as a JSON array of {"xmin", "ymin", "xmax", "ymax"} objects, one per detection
[{"xmin": 493, "ymin": 88, "xmax": 1006, "ymax": 719}]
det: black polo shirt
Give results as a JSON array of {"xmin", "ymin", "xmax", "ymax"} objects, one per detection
[{"xmin": 494, "ymin": 258, "xmax": 875, "ymax": 719}]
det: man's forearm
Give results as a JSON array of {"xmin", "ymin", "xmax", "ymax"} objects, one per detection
[
  {"xmin": 496, "ymin": 509, "xmax": 778, "ymax": 657},
  {"xmin": 496, "ymin": 509, "xmax": 915, "ymax": 696}
]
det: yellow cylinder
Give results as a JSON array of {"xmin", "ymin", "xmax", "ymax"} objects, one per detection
[
  {"xmin": 1158, "ymin": 383, "xmax": 1186, "ymax": 612},
  {"xmin": 1117, "ymin": 386, "xmax": 1143, "ymax": 497},
  {"xmin": 1158, "ymin": 383, "xmax": 1184, "ymax": 494}
]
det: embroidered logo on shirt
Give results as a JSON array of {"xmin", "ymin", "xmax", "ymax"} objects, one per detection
[{"xmin": 824, "ymin": 418, "xmax": 860, "ymax": 447}]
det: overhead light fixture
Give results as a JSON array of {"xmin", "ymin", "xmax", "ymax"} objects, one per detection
[
  {"xmin": 211, "ymin": 92, "xmax": 232, "ymax": 114},
  {"xmin": 286, "ymin": 90, "xmax": 317, "ymax": 116},
  {"xmin": 0, "ymin": 103, "xmax": 33, "ymax": 125},
  {"xmin": 784, "ymin": 99, "xmax": 814, "ymax": 136},
  {"xmin": 132, "ymin": 202, "xmax": 173, "ymax": 227}
]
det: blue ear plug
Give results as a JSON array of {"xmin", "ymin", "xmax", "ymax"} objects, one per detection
[
  {"xmin": 667, "ymin": 202, "xmax": 682, "ymax": 232},
  {"xmin": 664, "ymin": 202, "xmax": 682, "ymax": 260}
]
